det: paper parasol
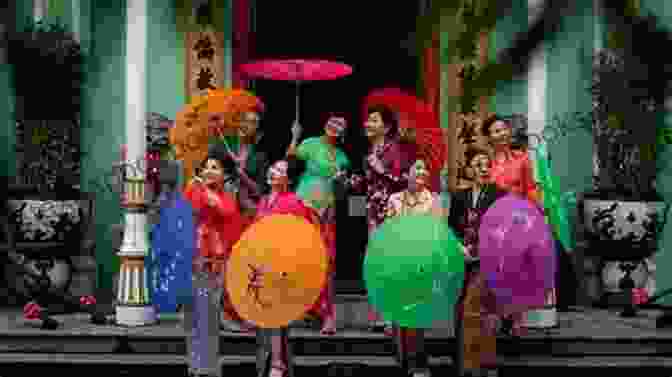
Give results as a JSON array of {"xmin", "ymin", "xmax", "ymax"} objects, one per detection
[
  {"xmin": 226, "ymin": 214, "xmax": 328, "ymax": 328},
  {"xmin": 478, "ymin": 194, "xmax": 556, "ymax": 316},
  {"xmin": 240, "ymin": 59, "xmax": 352, "ymax": 126},
  {"xmin": 364, "ymin": 214, "xmax": 464, "ymax": 328}
]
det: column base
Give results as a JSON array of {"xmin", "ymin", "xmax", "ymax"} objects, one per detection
[
  {"xmin": 115, "ymin": 304, "xmax": 156, "ymax": 326},
  {"xmin": 522, "ymin": 308, "xmax": 558, "ymax": 328}
]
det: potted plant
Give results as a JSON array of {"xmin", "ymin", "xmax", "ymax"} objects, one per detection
[
  {"xmin": 6, "ymin": 20, "xmax": 83, "ymax": 190},
  {"xmin": 580, "ymin": 47, "xmax": 670, "ymax": 264}
]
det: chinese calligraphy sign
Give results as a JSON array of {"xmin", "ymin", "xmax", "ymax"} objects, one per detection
[{"xmin": 185, "ymin": 29, "xmax": 225, "ymax": 101}]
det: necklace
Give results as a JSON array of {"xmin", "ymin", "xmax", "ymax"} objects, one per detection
[{"xmin": 402, "ymin": 190, "xmax": 429, "ymax": 210}]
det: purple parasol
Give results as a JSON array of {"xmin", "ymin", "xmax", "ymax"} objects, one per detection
[{"xmin": 478, "ymin": 194, "xmax": 556, "ymax": 316}]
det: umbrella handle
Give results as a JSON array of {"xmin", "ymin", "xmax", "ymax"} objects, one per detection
[{"xmin": 295, "ymin": 81, "xmax": 301, "ymax": 124}]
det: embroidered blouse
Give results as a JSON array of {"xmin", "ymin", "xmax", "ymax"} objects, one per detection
[{"xmin": 183, "ymin": 183, "xmax": 244, "ymax": 259}]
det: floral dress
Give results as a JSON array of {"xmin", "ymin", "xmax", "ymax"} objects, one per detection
[
  {"xmin": 293, "ymin": 136, "xmax": 350, "ymax": 320},
  {"xmin": 345, "ymin": 140, "xmax": 408, "ymax": 234}
]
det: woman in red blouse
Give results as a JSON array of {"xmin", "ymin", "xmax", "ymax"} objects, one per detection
[
  {"xmin": 184, "ymin": 143, "xmax": 252, "ymax": 331},
  {"xmin": 483, "ymin": 115, "xmax": 540, "ymax": 204},
  {"xmin": 481, "ymin": 115, "xmax": 548, "ymax": 340}
]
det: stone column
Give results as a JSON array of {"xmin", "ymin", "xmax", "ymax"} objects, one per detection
[{"xmin": 115, "ymin": 0, "xmax": 155, "ymax": 327}]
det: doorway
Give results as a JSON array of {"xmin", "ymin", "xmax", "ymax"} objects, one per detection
[{"xmin": 252, "ymin": 3, "xmax": 420, "ymax": 292}]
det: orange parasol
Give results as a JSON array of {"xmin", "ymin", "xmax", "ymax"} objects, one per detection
[
  {"xmin": 226, "ymin": 214, "xmax": 328, "ymax": 328},
  {"xmin": 363, "ymin": 87, "xmax": 446, "ymax": 175}
]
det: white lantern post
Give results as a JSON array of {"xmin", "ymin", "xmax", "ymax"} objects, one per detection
[{"xmin": 115, "ymin": 0, "xmax": 155, "ymax": 326}]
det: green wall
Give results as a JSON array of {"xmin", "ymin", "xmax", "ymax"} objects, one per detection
[
  {"xmin": 80, "ymin": 0, "xmax": 127, "ymax": 294},
  {"xmin": 1, "ymin": 1, "xmax": 33, "ymax": 178},
  {"xmin": 54, "ymin": 1, "xmax": 187, "ymax": 295},
  {"xmin": 545, "ymin": 1, "xmax": 595, "ymax": 233},
  {"xmin": 147, "ymin": 3, "xmax": 185, "ymax": 115},
  {"xmin": 488, "ymin": 0, "xmax": 528, "ymax": 116},
  {"xmin": 640, "ymin": 0, "xmax": 672, "ymax": 304}
]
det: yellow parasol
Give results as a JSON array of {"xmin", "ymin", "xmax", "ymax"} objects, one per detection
[{"xmin": 226, "ymin": 214, "xmax": 327, "ymax": 328}]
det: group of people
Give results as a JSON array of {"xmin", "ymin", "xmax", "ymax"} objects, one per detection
[{"xmin": 168, "ymin": 87, "xmax": 556, "ymax": 377}]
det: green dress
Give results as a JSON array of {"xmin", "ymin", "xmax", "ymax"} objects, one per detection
[{"xmin": 294, "ymin": 137, "xmax": 350, "ymax": 211}]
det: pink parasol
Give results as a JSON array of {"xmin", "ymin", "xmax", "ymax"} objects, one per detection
[
  {"xmin": 478, "ymin": 194, "xmax": 556, "ymax": 316},
  {"xmin": 239, "ymin": 59, "xmax": 353, "ymax": 125}
]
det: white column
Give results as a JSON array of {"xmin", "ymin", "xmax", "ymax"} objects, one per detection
[
  {"xmin": 116, "ymin": 0, "xmax": 155, "ymax": 326},
  {"xmin": 594, "ymin": 0, "xmax": 604, "ymax": 52},
  {"xmin": 33, "ymin": 0, "xmax": 49, "ymax": 21},
  {"xmin": 70, "ymin": 0, "xmax": 81, "ymax": 43},
  {"xmin": 527, "ymin": 0, "xmax": 546, "ymax": 142}
]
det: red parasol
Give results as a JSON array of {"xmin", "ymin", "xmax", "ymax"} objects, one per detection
[
  {"xmin": 239, "ymin": 59, "xmax": 353, "ymax": 125},
  {"xmin": 363, "ymin": 87, "xmax": 446, "ymax": 176}
]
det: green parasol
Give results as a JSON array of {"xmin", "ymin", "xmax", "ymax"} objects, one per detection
[
  {"xmin": 533, "ymin": 140, "xmax": 576, "ymax": 252},
  {"xmin": 364, "ymin": 214, "xmax": 464, "ymax": 328}
]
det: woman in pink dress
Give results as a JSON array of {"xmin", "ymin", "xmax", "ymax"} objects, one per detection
[{"xmin": 252, "ymin": 160, "xmax": 319, "ymax": 377}]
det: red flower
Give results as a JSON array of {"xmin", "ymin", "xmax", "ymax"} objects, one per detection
[
  {"xmin": 23, "ymin": 302, "xmax": 42, "ymax": 320},
  {"xmin": 79, "ymin": 295, "xmax": 96, "ymax": 306}
]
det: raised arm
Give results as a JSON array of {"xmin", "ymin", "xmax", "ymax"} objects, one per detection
[{"xmin": 184, "ymin": 181, "xmax": 238, "ymax": 219}]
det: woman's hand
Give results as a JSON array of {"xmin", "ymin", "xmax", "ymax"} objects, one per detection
[{"xmin": 290, "ymin": 121, "xmax": 302, "ymax": 142}]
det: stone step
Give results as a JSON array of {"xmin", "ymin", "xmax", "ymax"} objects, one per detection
[
  {"xmin": 0, "ymin": 353, "xmax": 455, "ymax": 377},
  {"xmin": 2, "ymin": 353, "xmax": 670, "ymax": 373}
]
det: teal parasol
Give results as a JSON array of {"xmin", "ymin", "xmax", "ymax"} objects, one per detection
[{"xmin": 364, "ymin": 214, "xmax": 464, "ymax": 328}]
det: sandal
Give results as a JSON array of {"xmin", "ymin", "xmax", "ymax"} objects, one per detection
[
  {"xmin": 269, "ymin": 363, "xmax": 287, "ymax": 377},
  {"xmin": 383, "ymin": 322, "xmax": 394, "ymax": 337},
  {"xmin": 320, "ymin": 316, "xmax": 336, "ymax": 335},
  {"xmin": 320, "ymin": 324, "xmax": 336, "ymax": 335}
]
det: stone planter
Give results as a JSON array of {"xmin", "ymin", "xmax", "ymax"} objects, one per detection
[
  {"xmin": 582, "ymin": 198, "xmax": 669, "ymax": 260},
  {"xmin": 582, "ymin": 198, "xmax": 669, "ymax": 306}
]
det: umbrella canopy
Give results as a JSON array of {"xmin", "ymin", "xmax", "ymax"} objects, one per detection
[
  {"xmin": 363, "ymin": 87, "xmax": 446, "ymax": 175},
  {"xmin": 239, "ymin": 59, "xmax": 353, "ymax": 82},
  {"xmin": 478, "ymin": 194, "xmax": 556, "ymax": 316},
  {"xmin": 239, "ymin": 59, "xmax": 353, "ymax": 125},
  {"xmin": 364, "ymin": 214, "xmax": 464, "ymax": 328},
  {"xmin": 226, "ymin": 214, "xmax": 327, "ymax": 328}
]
